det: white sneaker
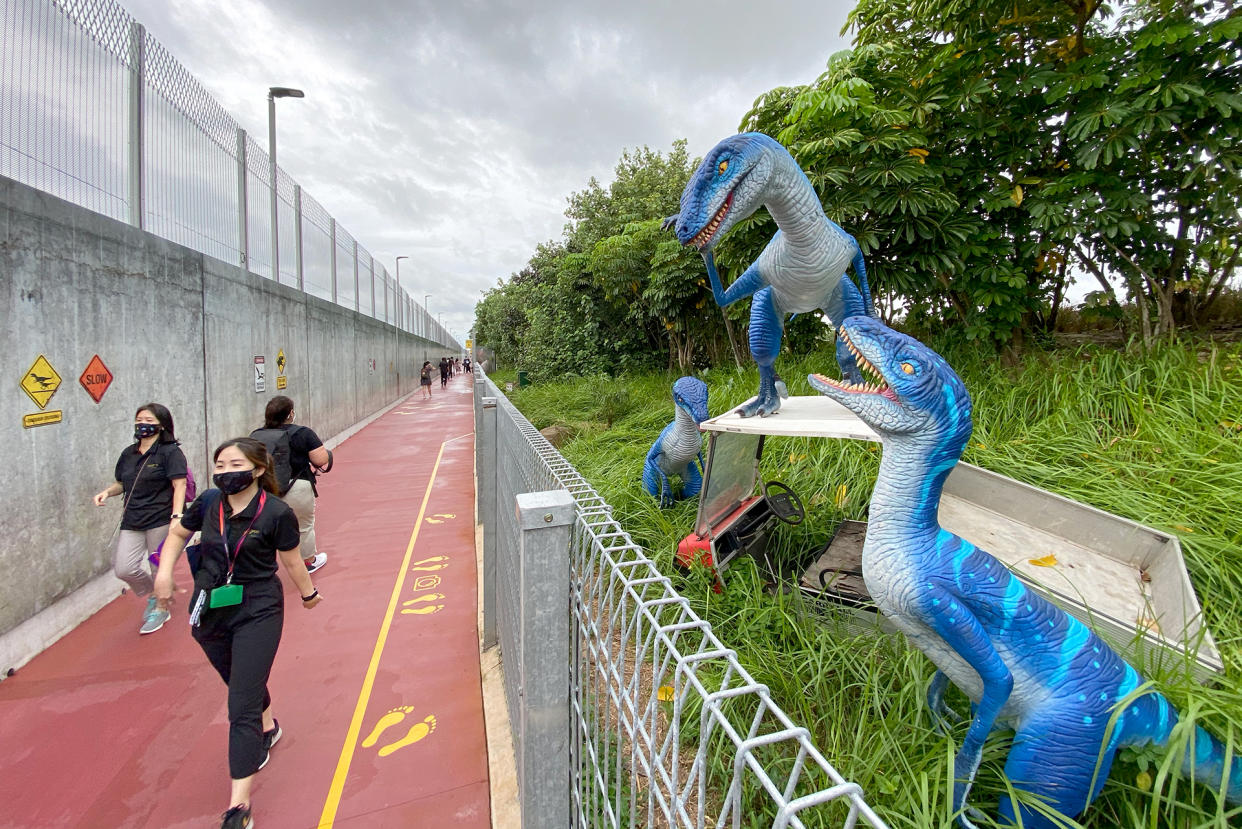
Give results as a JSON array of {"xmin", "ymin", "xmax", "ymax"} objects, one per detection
[{"xmin": 304, "ymin": 553, "xmax": 327, "ymax": 574}]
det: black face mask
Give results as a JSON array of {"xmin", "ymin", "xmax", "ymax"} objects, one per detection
[
  {"xmin": 213, "ymin": 469, "xmax": 255, "ymax": 495},
  {"xmin": 134, "ymin": 423, "xmax": 161, "ymax": 440}
]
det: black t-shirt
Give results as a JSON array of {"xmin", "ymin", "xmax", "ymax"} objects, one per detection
[
  {"xmin": 115, "ymin": 441, "xmax": 188, "ymax": 531},
  {"xmin": 181, "ymin": 489, "xmax": 300, "ymax": 584},
  {"xmin": 281, "ymin": 424, "xmax": 323, "ymax": 483}
]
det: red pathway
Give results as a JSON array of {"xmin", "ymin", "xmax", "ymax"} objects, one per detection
[{"xmin": 0, "ymin": 373, "xmax": 489, "ymax": 828}]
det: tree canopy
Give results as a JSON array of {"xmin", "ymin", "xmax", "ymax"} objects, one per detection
[{"xmin": 476, "ymin": 0, "xmax": 1240, "ymax": 374}]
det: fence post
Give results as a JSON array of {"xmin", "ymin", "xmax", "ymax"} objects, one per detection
[
  {"xmin": 480, "ymin": 397, "xmax": 498, "ymax": 649},
  {"xmin": 235, "ymin": 128, "xmax": 248, "ymax": 269},
  {"xmin": 294, "ymin": 184, "xmax": 304, "ymax": 291},
  {"xmin": 330, "ymin": 218, "xmax": 337, "ymax": 303},
  {"xmin": 352, "ymin": 240, "xmax": 359, "ymax": 312},
  {"xmin": 126, "ymin": 21, "xmax": 145, "ymax": 229},
  {"xmin": 369, "ymin": 255, "xmax": 376, "ymax": 317},
  {"xmin": 515, "ymin": 489, "xmax": 574, "ymax": 829}
]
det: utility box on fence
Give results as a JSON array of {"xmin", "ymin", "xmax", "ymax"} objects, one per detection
[{"xmin": 517, "ymin": 370, "xmax": 530, "ymax": 388}]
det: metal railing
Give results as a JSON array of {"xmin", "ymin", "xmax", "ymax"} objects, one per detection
[
  {"xmin": 0, "ymin": 0, "xmax": 454, "ymax": 347},
  {"xmin": 475, "ymin": 370, "xmax": 889, "ymax": 829}
]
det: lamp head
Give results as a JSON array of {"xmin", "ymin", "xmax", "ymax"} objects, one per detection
[{"xmin": 269, "ymin": 86, "xmax": 305, "ymax": 99}]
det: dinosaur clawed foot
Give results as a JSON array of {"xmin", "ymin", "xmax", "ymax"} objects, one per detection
[{"xmin": 735, "ymin": 394, "xmax": 781, "ymax": 418}]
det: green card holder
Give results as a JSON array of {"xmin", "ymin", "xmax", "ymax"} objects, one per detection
[{"xmin": 208, "ymin": 583, "xmax": 244, "ymax": 608}]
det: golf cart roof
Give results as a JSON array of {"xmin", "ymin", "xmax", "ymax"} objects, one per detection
[{"xmin": 700, "ymin": 395, "xmax": 880, "ymax": 442}]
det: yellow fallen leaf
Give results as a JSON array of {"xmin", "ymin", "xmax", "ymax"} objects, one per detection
[
  {"xmin": 657, "ymin": 685, "xmax": 675, "ymax": 702},
  {"xmin": 1011, "ymin": 185, "xmax": 1024, "ymax": 206},
  {"xmin": 833, "ymin": 484, "xmax": 849, "ymax": 509},
  {"xmin": 1220, "ymin": 420, "xmax": 1241, "ymax": 430},
  {"xmin": 1029, "ymin": 554, "xmax": 1059, "ymax": 567},
  {"xmin": 1173, "ymin": 524, "xmax": 1194, "ymax": 534},
  {"xmin": 1137, "ymin": 770, "xmax": 1153, "ymax": 792},
  {"xmin": 975, "ymin": 442, "xmax": 987, "ymax": 450}
]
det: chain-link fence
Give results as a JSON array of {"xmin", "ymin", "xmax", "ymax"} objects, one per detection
[
  {"xmin": 1, "ymin": 0, "xmax": 451, "ymax": 346},
  {"xmin": 475, "ymin": 371, "xmax": 890, "ymax": 829}
]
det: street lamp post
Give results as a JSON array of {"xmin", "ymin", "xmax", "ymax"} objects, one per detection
[{"xmin": 268, "ymin": 86, "xmax": 304, "ymax": 283}]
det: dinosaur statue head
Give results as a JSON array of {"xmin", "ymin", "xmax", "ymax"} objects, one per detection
[
  {"xmin": 674, "ymin": 133, "xmax": 786, "ymax": 251},
  {"xmin": 807, "ymin": 316, "xmax": 972, "ymax": 447},
  {"xmin": 672, "ymin": 376, "xmax": 710, "ymax": 423}
]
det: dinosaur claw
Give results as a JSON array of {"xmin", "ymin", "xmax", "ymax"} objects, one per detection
[{"xmin": 660, "ymin": 213, "xmax": 679, "ymax": 232}]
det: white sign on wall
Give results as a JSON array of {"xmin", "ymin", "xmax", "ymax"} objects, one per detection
[{"xmin": 254, "ymin": 355, "xmax": 266, "ymax": 393}]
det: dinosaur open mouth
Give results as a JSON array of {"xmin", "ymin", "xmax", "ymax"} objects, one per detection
[
  {"xmin": 690, "ymin": 191, "xmax": 733, "ymax": 249},
  {"xmin": 811, "ymin": 330, "xmax": 898, "ymax": 401}
]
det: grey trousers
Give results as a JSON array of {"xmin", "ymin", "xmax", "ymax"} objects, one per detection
[
  {"xmin": 283, "ymin": 478, "xmax": 317, "ymax": 560},
  {"xmin": 114, "ymin": 525, "xmax": 169, "ymax": 597}
]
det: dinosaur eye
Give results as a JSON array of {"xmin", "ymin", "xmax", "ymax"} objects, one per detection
[
  {"xmin": 901, "ymin": 362, "xmax": 915, "ymax": 375},
  {"xmin": 717, "ymin": 160, "xmax": 728, "ymax": 176}
]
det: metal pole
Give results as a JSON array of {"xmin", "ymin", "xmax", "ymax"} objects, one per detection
[
  {"xmin": 235, "ymin": 127, "xmax": 248, "ymax": 269},
  {"xmin": 352, "ymin": 240, "xmax": 360, "ymax": 312},
  {"xmin": 268, "ymin": 92, "xmax": 279, "ymax": 282},
  {"xmin": 127, "ymin": 22, "xmax": 146, "ymax": 229},
  {"xmin": 515, "ymin": 489, "xmax": 574, "ymax": 829},
  {"xmin": 294, "ymin": 184, "xmax": 304, "ymax": 291},
  {"xmin": 330, "ymin": 218, "xmax": 337, "ymax": 303},
  {"xmin": 480, "ymin": 397, "xmax": 498, "ymax": 648}
]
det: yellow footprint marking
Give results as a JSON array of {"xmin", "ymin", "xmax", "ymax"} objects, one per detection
[
  {"xmin": 404, "ymin": 592, "xmax": 445, "ymax": 604},
  {"xmin": 425, "ymin": 513, "xmax": 456, "ymax": 524},
  {"xmin": 410, "ymin": 555, "xmax": 449, "ymax": 571},
  {"xmin": 411, "ymin": 575, "xmax": 442, "ymax": 591},
  {"xmin": 401, "ymin": 593, "xmax": 446, "ymax": 615},
  {"xmin": 377, "ymin": 715, "xmax": 437, "ymax": 757},
  {"xmin": 401, "ymin": 604, "xmax": 444, "ymax": 615},
  {"xmin": 362, "ymin": 706, "xmax": 415, "ymax": 749}
]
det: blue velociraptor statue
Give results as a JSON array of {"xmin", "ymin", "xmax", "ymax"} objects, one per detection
[
  {"xmin": 808, "ymin": 316, "xmax": 1241, "ymax": 828},
  {"xmin": 643, "ymin": 377, "xmax": 710, "ymax": 508},
  {"xmin": 665, "ymin": 132, "xmax": 876, "ymax": 417}
]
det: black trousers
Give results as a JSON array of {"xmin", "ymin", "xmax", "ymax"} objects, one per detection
[{"xmin": 191, "ymin": 576, "xmax": 284, "ymax": 779}]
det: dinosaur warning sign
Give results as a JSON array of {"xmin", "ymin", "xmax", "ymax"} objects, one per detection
[
  {"xmin": 79, "ymin": 354, "xmax": 114, "ymax": 403},
  {"xmin": 21, "ymin": 355, "xmax": 61, "ymax": 409}
]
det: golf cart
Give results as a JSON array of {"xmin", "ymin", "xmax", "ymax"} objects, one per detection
[{"xmin": 674, "ymin": 395, "xmax": 1224, "ymax": 684}]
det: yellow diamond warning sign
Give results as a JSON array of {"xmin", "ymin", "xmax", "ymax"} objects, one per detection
[
  {"xmin": 21, "ymin": 355, "xmax": 62, "ymax": 409},
  {"xmin": 277, "ymin": 349, "xmax": 286, "ymax": 375}
]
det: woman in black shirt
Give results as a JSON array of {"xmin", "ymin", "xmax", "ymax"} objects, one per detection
[
  {"xmin": 154, "ymin": 437, "xmax": 322, "ymax": 829},
  {"xmin": 92, "ymin": 403, "xmax": 188, "ymax": 635}
]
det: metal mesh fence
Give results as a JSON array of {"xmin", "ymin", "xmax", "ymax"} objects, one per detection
[
  {"xmin": 1, "ymin": 0, "xmax": 450, "ymax": 345},
  {"xmin": 477, "ymin": 373, "xmax": 889, "ymax": 829},
  {"xmin": 1, "ymin": 0, "xmax": 129, "ymax": 220}
]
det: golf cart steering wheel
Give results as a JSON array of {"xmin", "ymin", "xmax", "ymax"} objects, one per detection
[{"xmin": 763, "ymin": 480, "xmax": 805, "ymax": 526}]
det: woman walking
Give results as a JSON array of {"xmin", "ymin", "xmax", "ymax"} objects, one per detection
[
  {"xmin": 154, "ymin": 437, "xmax": 322, "ymax": 829},
  {"xmin": 259, "ymin": 395, "xmax": 330, "ymax": 575},
  {"xmin": 420, "ymin": 360, "xmax": 434, "ymax": 399},
  {"xmin": 92, "ymin": 403, "xmax": 188, "ymax": 634}
]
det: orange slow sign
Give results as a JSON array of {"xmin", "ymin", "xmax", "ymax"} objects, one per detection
[{"xmin": 79, "ymin": 354, "xmax": 114, "ymax": 403}]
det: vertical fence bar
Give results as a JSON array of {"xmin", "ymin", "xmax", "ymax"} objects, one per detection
[
  {"xmin": 515, "ymin": 489, "xmax": 574, "ymax": 829},
  {"xmin": 369, "ymin": 255, "xmax": 376, "ymax": 317},
  {"xmin": 126, "ymin": 21, "xmax": 145, "ymax": 229},
  {"xmin": 235, "ymin": 128, "xmax": 248, "ymax": 269},
  {"xmin": 352, "ymin": 240, "xmax": 360, "ymax": 312},
  {"xmin": 480, "ymin": 396, "xmax": 498, "ymax": 649},
  {"xmin": 330, "ymin": 218, "xmax": 337, "ymax": 303},
  {"xmin": 294, "ymin": 184, "xmax": 304, "ymax": 291}
]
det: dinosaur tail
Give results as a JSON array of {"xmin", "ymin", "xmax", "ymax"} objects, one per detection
[
  {"xmin": 1122, "ymin": 692, "xmax": 1242, "ymax": 804},
  {"xmin": 851, "ymin": 249, "xmax": 875, "ymax": 317}
]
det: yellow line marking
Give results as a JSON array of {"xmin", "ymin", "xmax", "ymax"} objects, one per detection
[{"xmin": 317, "ymin": 440, "xmax": 447, "ymax": 828}]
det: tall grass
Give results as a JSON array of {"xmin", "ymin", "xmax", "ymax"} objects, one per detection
[{"xmin": 509, "ymin": 338, "xmax": 1242, "ymax": 828}]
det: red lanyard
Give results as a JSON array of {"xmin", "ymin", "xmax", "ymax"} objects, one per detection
[{"xmin": 218, "ymin": 490, "xmax": 266, "ymax": 584}]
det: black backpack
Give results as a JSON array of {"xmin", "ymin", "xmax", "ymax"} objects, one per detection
[{"xmin": 250, "ymin": 427, "xmax": 293, "ymax": 495}]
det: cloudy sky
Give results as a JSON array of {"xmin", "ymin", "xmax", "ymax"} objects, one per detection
[{"xmin": 118, "ymin": 0, "xmax": 856, "ymax": 342}]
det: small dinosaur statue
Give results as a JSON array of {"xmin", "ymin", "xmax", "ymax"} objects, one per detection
[
  {"xmin": 665, "ymin": 132, "xmax": 876, "ymax": 417},
  {"xmin": 642, "ymin": 377, "xmax": 710, "ymax": 508},
  {"xmin": 807, "ymin": 316, "xmax": 1241, "ymax": 828}
]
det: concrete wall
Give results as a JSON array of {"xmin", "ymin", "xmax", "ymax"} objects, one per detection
[{"xmin": 0, "ymin": 175, "xmax": 446, "ymax": 658}]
